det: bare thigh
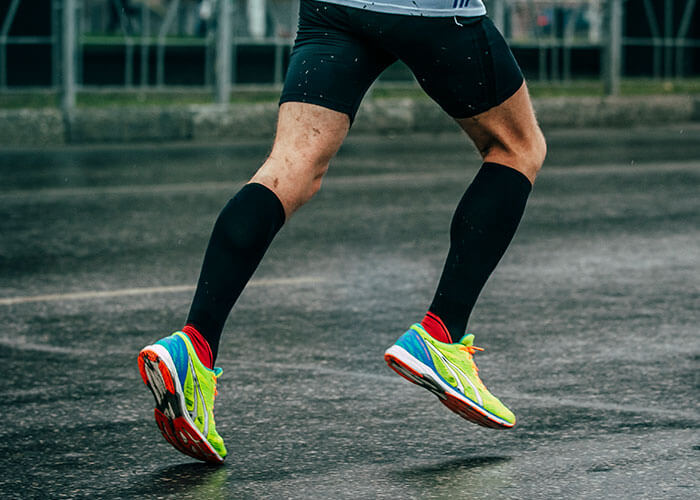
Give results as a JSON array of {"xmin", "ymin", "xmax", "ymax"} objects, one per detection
[
  {"xmin": 457, "ymin": 83, "xmax": 546, "ymax": 184},
  {"xmin": 251, "ymin": 102, "xmax": 350, "ymax": 219}
]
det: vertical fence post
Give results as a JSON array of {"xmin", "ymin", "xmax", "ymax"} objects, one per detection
[
  {"xmin": 140, "ymin": 4, "xmax": 149, "ymax": 87},
  {"xmin": 216, "ymin": 0, "xmax": 232, "ymax": 105},
  {"xmin": 604, "ymin": 0, "xmax": 622, "ymax": 96},
  {"xmin": 663, "ymin": 0, "xmax": 672, "ymax": 79},
  {"xmin": 62, "ymin": 0, "xmax": 77, "ymax": 114},
  {"xmin": 676, "ymin": 0, "xmax": 697, "ymax": 79}
]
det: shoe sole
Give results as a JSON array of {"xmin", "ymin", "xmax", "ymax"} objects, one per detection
[
  {"xmin": 138, "ymin": 345, "xmax": 225, "ymax": 464},
  {"xmin": 384, "ymin": 345, "xmax": 514, "ymax": 429}
]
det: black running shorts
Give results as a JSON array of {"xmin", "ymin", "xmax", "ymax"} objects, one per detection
[{"xmin": 280, "ymin": 0, "xmax": 524, "ymax": 122}]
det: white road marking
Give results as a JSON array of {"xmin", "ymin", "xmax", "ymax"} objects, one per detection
[{"xmin": 0, "ymin": 276, "xmax": 323, "ymax": 306}]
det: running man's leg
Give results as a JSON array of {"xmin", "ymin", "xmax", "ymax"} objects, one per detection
[
  {"xmin": 381, "ymin": 15, "xmax": 543, "ymax": 428},
  {"xmin": 137, "ymin": 102, "xmax": 350, "ymax": 463},
  {"xmin": 385, "ymin": 85, "xmax": 544, "ymax": 429}
]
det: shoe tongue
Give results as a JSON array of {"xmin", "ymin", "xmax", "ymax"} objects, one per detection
[{"xmin": 458, "ymin": 333, "xmax": 475, "ymax": 346}]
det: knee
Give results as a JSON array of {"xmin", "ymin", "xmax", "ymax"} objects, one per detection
[
  {"xmin": 252, "ymin": 155, "xmax": 330, "ymax": 215},
  {"xmin": 484, "ymin": 128, "xmax": 546, "ymax": 183}
]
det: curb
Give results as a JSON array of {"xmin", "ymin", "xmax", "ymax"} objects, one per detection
[{"xmin": 1, "ymin": 95, "xmax": 698, "ymax": 147}]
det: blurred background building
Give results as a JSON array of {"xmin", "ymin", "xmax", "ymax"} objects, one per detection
[{"xmin": 0, "ymin": 0, "xmax": 698, "ymax": 94}]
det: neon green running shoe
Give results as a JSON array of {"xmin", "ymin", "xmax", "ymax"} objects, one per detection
[
  {"xmin": 138, "ymin": 331, "xmax": 227, "ymax": 463},
  {"xmin": 384, "ymin": 323, "xmax": 515, "ymax": 428}
]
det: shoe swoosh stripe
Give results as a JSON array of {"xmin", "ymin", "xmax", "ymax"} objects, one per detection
[
  {"xmin": 187, "ymin": 358, "xmax": 198, "ymax": 420},
  {"xmin": 425, "ymin": 342, "xmax": 483, "ymax": 406},
  {"xmin": 197, "ymin": 382, "xmax": 208, "ymax": 436},
  {"xmin": 427, "ymin": 347, "xmax": 464, "ymax": 393},
  {"xmin": 188, "ymin": 357, "xmax": 209, "ymax": 436}
]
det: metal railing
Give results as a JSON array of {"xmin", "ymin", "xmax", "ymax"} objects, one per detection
[{"xmin": 0, "ymin": 0, "xmax": 698, "ymax": 115}]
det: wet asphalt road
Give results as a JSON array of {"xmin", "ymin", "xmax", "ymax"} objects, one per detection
[{"xmin": 1, "ymin": 125, "xmax": 699, "ymax": 498}]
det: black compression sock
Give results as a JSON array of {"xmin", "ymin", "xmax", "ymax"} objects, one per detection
[
  {"xmin": 187, "ymin": 183, "xmax": 285, "ymax": 361},
  {"xmin": 429, "ymin": 162, "xmax": 532, "ymax": 341}
]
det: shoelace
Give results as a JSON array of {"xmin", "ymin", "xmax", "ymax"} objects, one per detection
[{"xmin": 458, "ymin": 343, "xmax": 486, "ymax": 388}]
